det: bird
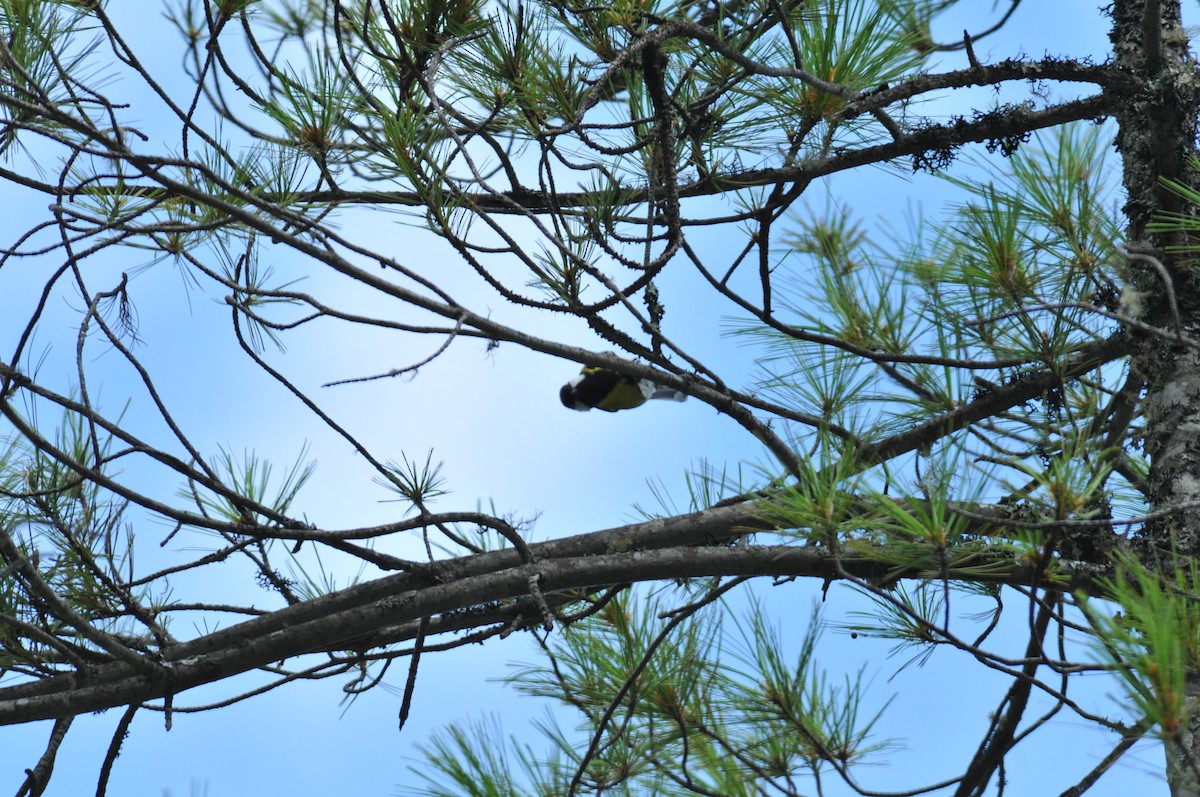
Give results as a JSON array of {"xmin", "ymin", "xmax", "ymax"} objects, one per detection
[{"xmin": 560, "ymin": 365, "xmax": 687, "ymax": 412}]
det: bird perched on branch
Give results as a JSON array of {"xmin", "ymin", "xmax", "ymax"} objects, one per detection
[{"xmin": 559, "ymin": 365, "xmax": 687, "ymax": 412}]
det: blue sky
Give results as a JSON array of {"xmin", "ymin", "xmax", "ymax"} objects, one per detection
[{"xmin": 0, "ymin": 1, "xmax": 1176, "ymax": 795}]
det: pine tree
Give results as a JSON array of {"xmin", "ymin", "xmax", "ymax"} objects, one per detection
[{"xmin": 0, "ymin": 1, "xmax": 1196, "ymax": 795}]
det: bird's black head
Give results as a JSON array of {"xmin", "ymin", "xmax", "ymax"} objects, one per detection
[{"xmin": 560, "ymin": 383, "xmax": 577, "ymax": 409}]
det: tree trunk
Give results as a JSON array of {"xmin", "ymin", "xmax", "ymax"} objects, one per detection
[
  {"xmin": 1112, "ymin": 1, "xmax": 1200, "ymax": 793},
  {"xmin": 1170, "ymin": 677, "xmax": 1200, "ymax": 797}
]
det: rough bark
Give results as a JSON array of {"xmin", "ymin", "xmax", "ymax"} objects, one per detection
[{"xmin": 1112, "ymin": 1, "xmax": 1200, "ymax": 794}]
